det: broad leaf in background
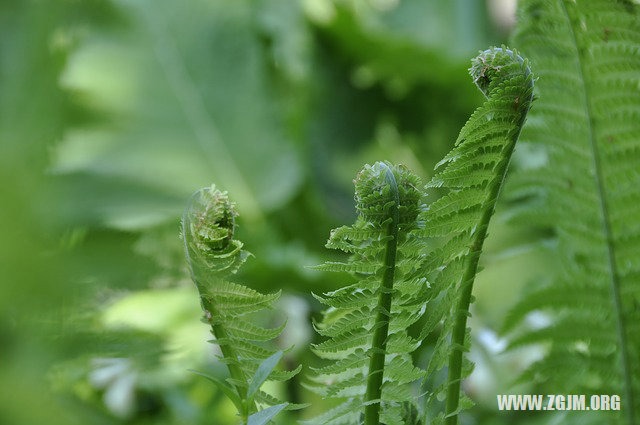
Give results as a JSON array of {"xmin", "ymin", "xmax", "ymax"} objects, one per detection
[{"xmin": 54, "ymin": 0, "xmax": 302, "ymax": 229}]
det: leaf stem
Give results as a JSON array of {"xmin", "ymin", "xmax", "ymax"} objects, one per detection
[
  {"xmin": 203, "ymin": 300, "xmax": 251, "ymax": 423},
  {"xmin": 444, "ymin": 78, "xmax": 531, "ymax": 425},
  {"xmin": 364, "ymin": 165, "xmax": 400, "ymax": 425},
  {"xmin": 181, "ymin": 211, "xmax": 251, "ymax": 424}
]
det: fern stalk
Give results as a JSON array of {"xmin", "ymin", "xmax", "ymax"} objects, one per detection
[
  {"xmin": 443, "ymin": 49, "xmax": 534, "ymax": 425},
  {"xmin": 181, "ymin": 187, "xmax": 252, "ymax": 420},
  {"xmin": 413, "ymin": 47, "xmax": 534, "ymax": 424},
  {"xmin": 364, "ymin": 166, "xmax": 400, "ymax": 425},
  {"xmin": 306, "ymin": 161, "xmax": 426, "ymax": 425},
  {"xmin": 444, "ymin": 130, "xmax": 520, "ymax": 424},
  {"xmin": 199, "ymin": 296, "xmax": 251, "ymax": 419},
  {"xmin": 182, "ymin": 185, "xmax": 298, "ymax": 424}
]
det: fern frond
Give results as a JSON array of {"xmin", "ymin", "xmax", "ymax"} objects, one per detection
[
  {"xmin": 307, "ymin": 162, "xmax": 426, "ymax": 425},
  {"xmin": 503, "ymin": 1, "xmax": 640, "ymax": 423},
  {"xmin": 182, "ymin": 185, "xmax": 297, "ymax": 423},
  {"xmin": 416, "ymin": 47, "xmax": 535, "ymax": 425}
]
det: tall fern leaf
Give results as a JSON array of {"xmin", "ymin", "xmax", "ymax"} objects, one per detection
[
  {"xmin": 503, "ymin": 1, "xmax": 640, "ymax": 424},
  {"xmin": 182, "ymin": 185, "xmax": 300, "ymax": 423},
  {"xmin": 417, "ymin": 47, "xmax": 535, "ymax": 425},
  {"xmin": 305, "ymin": 162, "xmax": 427, "ymax": 425}
]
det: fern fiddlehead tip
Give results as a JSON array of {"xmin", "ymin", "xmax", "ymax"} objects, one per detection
[
  {"xmin": 354, "ymin": 161, "xmax": 422, "ymax": 226},
  {"xmin": 181, "ymin": 185, "xmax": 294, "ymax": 421},
  {"xmin": 183, "ymin": 184, "xmax": 247, "ymax": 277},
  {"xmin": 470, "ymin": 46, "xmax": 533, "ymax": 98},
  {"xmin": 187, "ymin": 185, "xmax": 237, "ymax": 251}
]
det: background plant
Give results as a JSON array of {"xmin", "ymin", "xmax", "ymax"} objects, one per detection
[{"xmin": 501, "ymin": 1, "xmax": 640, "ymax": 424}]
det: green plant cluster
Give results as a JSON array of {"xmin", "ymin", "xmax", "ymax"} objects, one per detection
[
  {"xmin": 3, "ymin": 1, "xmax": 639, "ymax": 425},
  {"xmin": 184, "ymin": 45, "xmax": 541, "ymax": 424}
]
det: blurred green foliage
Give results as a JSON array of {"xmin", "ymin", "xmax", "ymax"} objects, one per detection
[{"xmin": 0, "ymin": 0, "xmax": 553, "ymax": 424}]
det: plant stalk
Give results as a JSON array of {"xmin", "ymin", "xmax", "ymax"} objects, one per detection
[
  {"xmin": 364, "ymin": 165, "xmax": 400, "ymax": 425},
  {"xmin": 444, "ymin": 100, "xmax": 529, "ymax": 425},
  {"xmin": 181, "ymin": 215, "xmax": 252, "ymax": 424}
]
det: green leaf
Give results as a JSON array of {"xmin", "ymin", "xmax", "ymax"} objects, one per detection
[
  {"xmin": 247, "ymin": 351, "xmax": 283, "ymax": 401},
  {"xmin": 182, "ymin": 187, "xmax": 297, "ymax": 417},
  {"xmin": 415, "ymin": 47, "xmax": 535, "ymax": 425},
  {"xmin": 246, "ymin": 403, "xmax": 288, "ymax": 425}
]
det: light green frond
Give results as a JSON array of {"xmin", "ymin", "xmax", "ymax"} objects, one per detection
[
  {"xmin": 224, "ymin": 319, "xmax": 287, "ymax": 342},
  {"xmin": 203, "ymin": 280, "xmax": 280, "ymax": 316},
  {"xmin": 416, "ymin": 46, "xmax": 535, "ymax": 424},
  {"xmin": 503, "ymin": 1, "xmax": 640, "ymax": 424},
  {"xmin": 313, "ymin": 307, "xmax": 374, "ymax": 338},
  {"xmin": 182, "ymin": 185, "xmax": 296, "ymax": 422},
  {"xmin": 307, "ymin": 162, "xmax": 426, "ymax": 425},
  {"xmin": 311, "ymin": 328, "xmax": 370, "ymax": 359},
  {"xmin": 312, "ymin": 289, "xmax": 378, "ymax": 310}
]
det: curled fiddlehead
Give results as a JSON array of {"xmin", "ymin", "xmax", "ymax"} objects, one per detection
[
  {"xmin": 304, "ymin": 162, "xmax": 427, "ymax": 425},
  {"xmin": 184, "ymin": 186, "xmax": 248, "ymax": 277},
  {"xmin": 417, "ymin": 47, "xmax": 535, "ymax": 424},
  {"xmin": 182, "ymin": 185, "xmax": 300, "ymax": 424}
]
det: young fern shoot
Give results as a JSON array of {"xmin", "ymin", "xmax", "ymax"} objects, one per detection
[
  {"xmin": 418, "ymin": 47, "xmax": 534, "ymax": 424},
  {"xmin": 182, "ymin": 185, "xmax": 300, "ymax": 425},
  {"xmin": 305, "ymin": 162, "xmax": 427, "ymax": 425}
]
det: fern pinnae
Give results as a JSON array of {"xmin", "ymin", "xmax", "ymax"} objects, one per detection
[
  {"xmin": 503, "ymin": 1, "xmax": 640, "ymax": 424},
  {"xmin": 182, "ymin": 185, "xmax": 300, "ymax": 424},
  {"xmin": 558, "ymin": 1, "xmax": 636, "ymax": 421},
  {"xmin": 306, "ymin": 162, "xmax": 426, "ymax": 425},
  {"xmin": 415, "ymin": 47, "xmax": 534, "ymax": 424}
]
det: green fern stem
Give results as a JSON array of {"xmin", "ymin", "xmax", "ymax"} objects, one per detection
[
  {"xmin": 201, "ymin": 298, "xmax": 251, "ymax": 421},
  {"xmin": 444, "ymin": 48, "xmax": 534, "ymax": 425},
  {"xmin": 307, "ymin": 162, "xmax": 424, "ymax": 425},
  {"xmin": 443, "ymin": 161, "xmax": 512, "ymax": 425},
  {"xmin": 364, "ymin": 165, "xmax": 400, "ymax": 425},
  {"xmin": 181, "ymin": 186, "xmax": 253, "ymax": 422},
  {"xmin": 182, "ymin": 240, "xmax": 251, "ymax": 423}
]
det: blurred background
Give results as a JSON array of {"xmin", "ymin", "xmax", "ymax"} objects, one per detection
[{"xmin": 0, "ymin": 0, "xmax": 555, "ymax": 424}]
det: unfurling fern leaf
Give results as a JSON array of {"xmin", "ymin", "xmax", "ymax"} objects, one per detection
[
  {"xmin": 182, "ymin": 185, "xmax": 301, "ymax": 424},
  {"xmin": 503, "ymin": 1, "xmax": 640, "ymax": 424},
  {"xmin": 417, "ymin": 47, "xmax": 535, "ymax": 425},
  {"xmin": 305, "ymin": 162, "xmax": 427, "ymax": 425}
]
